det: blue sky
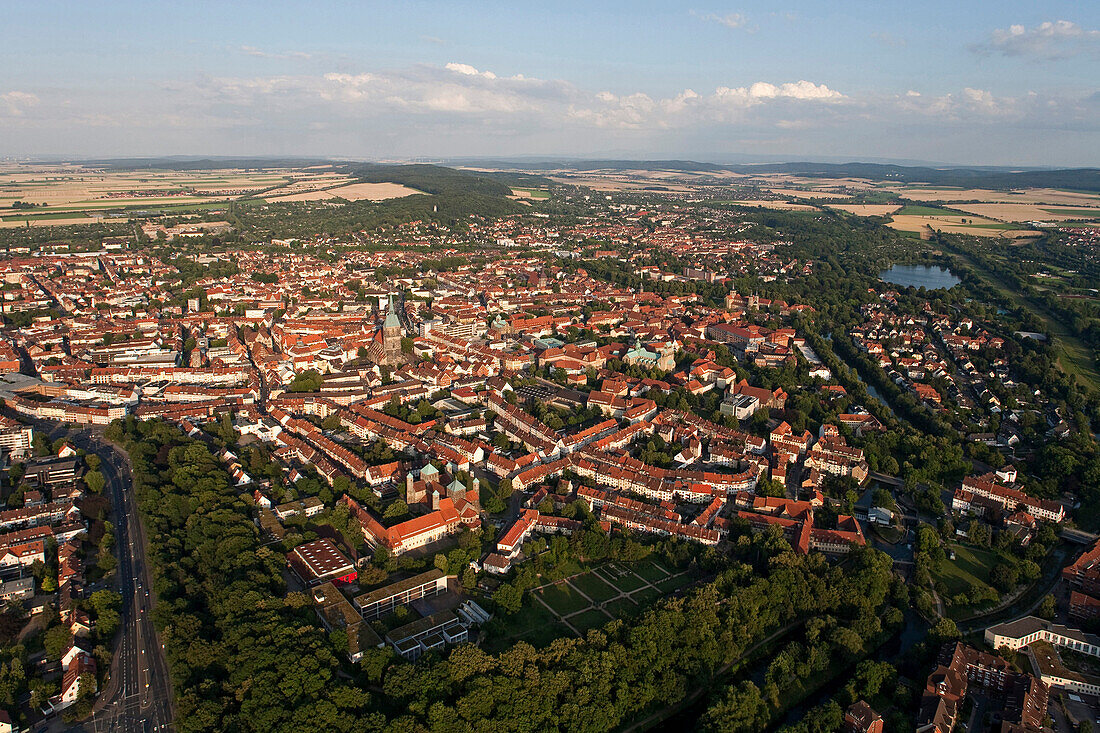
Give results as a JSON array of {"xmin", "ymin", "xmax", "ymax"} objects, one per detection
[{"xmin": 2, "ymin": 1, "xmax": 1099, "ymax": 165}]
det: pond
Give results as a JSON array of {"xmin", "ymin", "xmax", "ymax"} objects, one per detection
[{"xmin": 879, "ymin": 264, "xmax": 961, "ymax": 290}]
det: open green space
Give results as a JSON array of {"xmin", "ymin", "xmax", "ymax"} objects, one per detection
[
  {"xmin": 630, "ymin": 559, "xmax": 671, "ymax": 584},
  {"xmin": 630, "ymin": 587, "xmax": 662, "ymax": 606},
  {"xmin": 483, "ymin": 600, "xmax": 571, "ymax": 653},
  {"xmin": 539, "ymin": 582, "xmax": 591, "ymax": 616},
  {"xmin": 932, "ymin": 543, "xmax": 999, "ymax": 597},
  {"xmin": 605, "ymin": 597, "xmax": 642, "ymax": 618},
  {"xmin": 570, "ymin": 608, "xmax": 612, "ymax": 632},
  {"xmin": 596, "ymin": 563, "xmax": 648, "ymax": 593},
  {"xmin": 571, "ymin": 572, "xmax": 619, "ymax": 603},
  {"xmin": 655, "ymin": 572, "xmax": 693, "ymax": 594}
]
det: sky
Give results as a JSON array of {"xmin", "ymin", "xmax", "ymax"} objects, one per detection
[{"xmin": 2, "ymin": 1, "xmax": 1099, "ymax": 166}]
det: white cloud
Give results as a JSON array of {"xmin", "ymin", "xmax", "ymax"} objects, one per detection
[
  {"xmin": 0, "ymin": 91, "xmax": 39, "ymax": 115},
  {"xmin": 240, "ymin": 45, "xmax": 312, "ymax": 61},
  {"xmin": 444, "ymin": 62, "xmax": 498, "ymax": 79},
  {"xmin": 691, "ymin": 10, "xmax": 749, "ymax": 30},
  {"xmin": 975, "ymin": 20, "xmax": 1100, "ymax": 59},
  {"xmin": 5, "ymin": 59, "xmax": 1098, "ymax": 163}
]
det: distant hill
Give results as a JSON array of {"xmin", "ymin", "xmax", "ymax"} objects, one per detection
[
  {"xmin": 721, "ymin": 162, "xmax": 1100, "ymax": 191},
  {"xmin": 340, "ymin": 163, "xmax": 514, "ymax": 198},
  {"xmin": 453, "ymin": 159, "xmax": 729, "ymax": 174},
  {"xmin": 84, "ymin": 156, "xmax": 337, "ymax": 170},
  {"xmin": 451, "ymin": 158, "xmax": 1100, "ymax": 192}
]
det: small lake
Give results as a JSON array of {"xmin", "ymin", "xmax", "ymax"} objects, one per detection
[{"xmin": 879, "ymin": 264, "xmax": 961, "ymax": 290}]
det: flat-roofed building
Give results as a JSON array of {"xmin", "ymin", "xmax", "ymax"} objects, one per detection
[
  {"xmin": 287, "ymin": 538, "xmax": 356, "ymax": 586},
  {"xmin": 353, "ymin": 569, "xmax": 449, "ymax": 620},
  {"xmin": 385, "ymin": 610, "xmax": 468, "ymax": 661},
  {"xmin": 0, "ymin": 576, "xmax": 34, "ymax": 602},
  {"xmin": 986, "ymin": 615, "xmax": 1100, "ymax": 657},
  {"xmin": 311, "ymin": 582, "xmax": 382, "ymax": 663},
  {"xmin": 0, "ymin": 417, "xmax": 32, "ymax": 452}
]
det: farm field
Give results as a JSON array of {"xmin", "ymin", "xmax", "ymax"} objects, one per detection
[
  {"xmin": 765, "ymin": 187, "xmax": 852, "ymax": 200},
  {"xmin": 0, "ymin": 162, "xmax": 391, "ymax": 225},
  {"xmin": 828, "ymin": 204, "xmax": 902, "ymax": 216},
  {"xmin": 886, "ymin": 213, "xmax": 1035, "ymax": 239},
  {"xmin": 262, "ymin": 181, "xmax": 422, "ymax": 202},
  {"xmin": 717, "ymin": 200, "xmax": 819, "ymax": 211},
  {"xmin": 949, "ymin": 203, "xmax": 1100, "ymax": 223},
  {"xmin": 883, "ymin": 186, "xmax": 1100, "ymax": 206},
  {"xmin": 510, "ymin": 188, "xmax": 550, "ymax": 199}
]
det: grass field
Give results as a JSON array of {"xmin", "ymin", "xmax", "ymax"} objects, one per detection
[
  {"xmin": 655, "ymin": 573, "xmax": 694, "ymax": 594},
  {"xmin": 571, "ymin": 608, "xmax": 613, "ymax": 632},
  {"xmin": 595, "ymin": 563, "xmax": 648, "ymax": 592},
  {"xmin": 571, "ymin": 572, "xmax": 619, "ymax": 603},
  {"xmin": 630, "ymin": 559, "xmax": 673, "ymax": 584},
  {"xmin": 483, "ymin": 602, "xmax": 571, "ymax": 652},
  {"xmin": 538, "ymin": 583, "xmax": 591, "ymax": 616},
  {"xmin": 511, "ymin": 188, "xmax": 550, "ymax": 199},
  {"xmin": 932, "ymin": 543, "xmax": 999, "ymax": 597},
  {"xmin": 605, "ymin": 597, "xmax": 642, "ymax": 618}
]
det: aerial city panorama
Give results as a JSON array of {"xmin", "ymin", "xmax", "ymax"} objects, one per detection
[{"xmin": 1, "ymin": 2, "xmax": 1099, "ymax": 732}]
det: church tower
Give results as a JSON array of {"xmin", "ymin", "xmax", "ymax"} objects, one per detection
[{"xmin": 383, "ymin": 295, "xmax": 403, "ymax": 364}]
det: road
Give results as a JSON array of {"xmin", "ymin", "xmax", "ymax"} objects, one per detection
[{"xmin": 33, "ymin": 422, "xmax": 174, "ymax": 732}]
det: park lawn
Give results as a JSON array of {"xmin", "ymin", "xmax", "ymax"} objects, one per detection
[
  {"xmin": 483, "ymin": 601, "xmax": 571, "ymax": 653},
  {"xmin": 630, "ymin": 587, "xmax": 662, "ymax": 607},
  {"xmin": 570, "ymin": 608, "xmax": 613, "ymax": 633},
  {"xmin": 596, "ymin": 563, "xmax": 648, "ymax": 593},
  {"xmin": 655, "ymin": 572, "xmax": 693, "ymax": 594},
  {"xmin": 933, "ymin": 543, "xmax": 1000, "ymax": 597},
  {"xmin": 630, "ymin": 559, "xmax": 672, "ymax": 584},
  {"xmin": 539, "ymin": 582, "xmax": 591, "ymax": 616},
  {"xmin": 571, "ymin": 572, "xmax": 619, "ymax": 603},
  {"xmin": 605, "ymin": 597, "xmax": 641, "ymax": 619}
]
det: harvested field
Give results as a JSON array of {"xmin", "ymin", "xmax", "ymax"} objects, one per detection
[
  {"xmin": 888, "ymin": 186, "xmax": 1100, "ymax": 206},
  {"xmin": 263, "ymin": 182, "xmax": 422, "ymax": 202},
  {"xmin": 950, "ymin": 203, "xmax": 1100, "ymax": 223},
  {"xmin": 721, "ymin": 200, "xmax": 819, "ymax": 211},
  {"xmin": 766, "ymin": 188, "xmax": 852, "ymax": 200},
  {"xmin": 829, "ymin": 204, "xmax": 901, "ymax": 216},
  {"xmin": 887, "ymin": 214, "xmax": 1036, "ymax": 238}
]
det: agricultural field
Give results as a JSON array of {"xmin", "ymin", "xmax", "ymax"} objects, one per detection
[
  {"xmin": 716, "ymin": 200, "xmax": 819, "ymax": 211},
  {"xmin": 0, "ymin": 162, "xmax": 308, "ymax": 226},
  {"xmin": 510, "ymin": 187, "xmax": 550, "ymax": 199},
  {"xmin": 828, "ymin": 203, "xmax": 902, "ymax": 216},
  {"xmin": 262, "ymin": 181, "xmax": 422, "ymax": 202},
  {"xmin": 885, "ymin": 206, "xmax": 1035, "ymax": 239},
  {"xmin": 0, "ymin": 162, "xmax": 421, "ymax": 227}
]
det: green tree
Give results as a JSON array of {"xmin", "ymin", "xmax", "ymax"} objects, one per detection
[{"xmin": 85, "ymin": 470, "xmax": 105, "ymax": 493}]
